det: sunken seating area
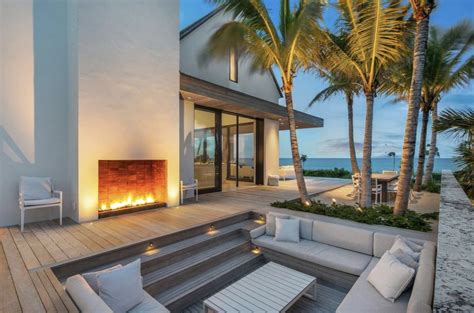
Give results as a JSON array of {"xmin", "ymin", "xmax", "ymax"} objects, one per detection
[
  {"xmin": 250, "ymin": 212, "xmax": 436, "ymax": 313},
  {"xmin": 54, "ymin": 212, "xmax": 265, "ymax": 312}
]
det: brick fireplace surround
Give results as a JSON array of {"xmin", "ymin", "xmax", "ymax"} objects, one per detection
[{"xmin": 98, "ymin": 160, "xmax": 167, "ymax": 217}]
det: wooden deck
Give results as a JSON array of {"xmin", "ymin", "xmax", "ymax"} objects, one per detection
[{"xmin": 0, "ymin": 178, "xmax": 349, "ymax": 312}]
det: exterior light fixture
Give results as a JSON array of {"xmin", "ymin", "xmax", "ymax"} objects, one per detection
[
  {"xmin": 252, "ymin": 246, "xmax": 261, "ymax": 254},
  {"xmin": 303, "ymin": 200, "xmax": 311, "ymax": 206},
  {"xmin": 209, "ymin": 224, "xmax": 215, "ymax": 232}
]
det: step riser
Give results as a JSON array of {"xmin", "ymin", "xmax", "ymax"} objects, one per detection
[
  {"xmin": 165, "ymin": 255, "xmax": 265, "ymax": 313},
  {"xmin": 144, "ymin": 242, "xmax": 250, "ymax": 295},
  {"xmin": 142, "ymin": 231, "xmax": 242, "ymax": 274}
]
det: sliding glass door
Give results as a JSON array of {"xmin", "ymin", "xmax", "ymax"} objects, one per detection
[
  {"xmin": 194, "ymin": 106, "xmax": 261, "ymax": 193},
  {"xmin": 194, "ymin": 108, "xmax": 221, "ymax": 192}
]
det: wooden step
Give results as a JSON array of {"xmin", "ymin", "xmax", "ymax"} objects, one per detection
[
  {"xmin": 52, "ymin": 212, "xmax": 255, "ymax": 279},
  {"xmin": 140, "ymin": 229, "xmax": 243, "ymax": 275},
  {"xmin": 155, "ymin": 251, "xmax": 265, "ymax": 313},
  {"xmin": 143, "ymin": 236, "xmax": 249, "ymax": 295}
]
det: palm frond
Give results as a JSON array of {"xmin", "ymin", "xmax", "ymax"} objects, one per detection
[{"xmin": 434, "ymin": 107, "xmax": 474, "ymax": 142}]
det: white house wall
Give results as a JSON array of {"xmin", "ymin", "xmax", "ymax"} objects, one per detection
[
  {"xmin": 0, "ymin": 0, "xmax": 70, "ymax": 227},
  {"xmin": 180, "ymin": 10, "xmax": 281, "ymax": 104},
  {"xmin": 71, "ymin": 0, "xmax": 180, "ymax": 222},
  {"xmin": 264, "ymin": 119, "xmax": 280, "ymax": 184},
  {"xmin": 180, "ymin": 99, "xmax": 195, "ymax": 197}
]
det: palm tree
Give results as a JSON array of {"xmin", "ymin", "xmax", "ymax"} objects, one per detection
[
  {"xmin": 388, "ymin": 152, "xmax": 396, "ymax": 171},
  {"xmin": 386, "ymin": 22, "xmax": 474, "ymax": 190},
  {"xmin": 201, "ymin": 0, "xmax": 324, "ymax": 204},
  {"xmin": 308, "ymin": 70, "xmax": 361, "ymax": 174},
  {"xmin": 422, "ymin": 22, "xmax": 474, "ymax": 185},
  {"xmin": 394, "ymin": 0, "xmax": 435, "ymax": 215},
  {"xmin": 315, "ymin": 0, "xmax": 407, "ymax": 207},
  {"xmin": 434, "ymin": 108, "xmax": 474, "ymax": 197},
  {"xmin": 301, "ymin": 154, "xmax": 308, "ymax": 169}
]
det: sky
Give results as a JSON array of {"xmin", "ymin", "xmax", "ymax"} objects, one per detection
[{"xmin": 180, "ymin": 0, "xmax": 474, "ymax": 159}]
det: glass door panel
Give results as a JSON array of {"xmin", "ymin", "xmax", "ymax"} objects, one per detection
[
  {"xmin": 222, "ymin": 114, "xmax": 237, "ymax": 190},
  {"xmin": 238, "ymin": 116, "xmax": 256, "ymax": 185},
  {"xmin": 194, "ymin": 109, "xmax": 219, "ymax": 190}
]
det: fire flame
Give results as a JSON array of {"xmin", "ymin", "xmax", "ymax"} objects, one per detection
[{"xmin": 100, "ymin": 194, "xmax": 156, "ymax": 211}]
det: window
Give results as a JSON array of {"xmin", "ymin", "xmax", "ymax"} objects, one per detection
[{"xmin": 229, "ymin": 47, "xmax": 238, "ymax": 82}]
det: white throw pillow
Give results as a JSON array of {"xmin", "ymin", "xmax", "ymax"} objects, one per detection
[
  {"xmin": 368, "ymin": 251, "xmax": 415, "ymax": 302},
  {"xmin": 82, "ymin": 264, "xmax": 122, "ymax": 294},
  {"xmin": 265, "ymin": 213, "xmax": 290, "ymax": 236},
  {"xmin": 390, "ymin": 237, "xmax": 420, "ymax": 261},
  {"xmin": 97, "ymin": 259, "xmax": 144, "ymax": 313},
  {"xmin": 396, "ymin": 235, "xmax": 423, "ymax": 252},
  {"xmin": 391, "ymin": 248, "xmax": 418, "ymax": 270},
  {"xmin": 274, "ymin": 217, "xmax": 300, "ymax": 243}
]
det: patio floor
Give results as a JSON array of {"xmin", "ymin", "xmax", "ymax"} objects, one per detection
[{"xmin": 0, "ymin": 177, "xmax": 349, "ymax": 312}]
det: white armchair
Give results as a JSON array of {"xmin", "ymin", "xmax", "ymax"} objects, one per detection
[{"xmin": 19, "ymin": 177, "xmax": 62, "ymax": 232}]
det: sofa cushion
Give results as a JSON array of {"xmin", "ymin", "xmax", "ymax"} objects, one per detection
[
  {"xmin": 275, "ymin": 218, "xmax": 300, "ymax": 243},
  {"xmin": 265, "ymin": 213, "xmax": 290, "ymax": 236},
  {"xmin": 313, "ymin": 220, "xmax": 374, "ymax": 255},
  {"xmin": 336, "ymin": 258, "xmax": 410, "ymax": 313},
  {"xmin": 373, "ymin": 232, "xmax": 426, "ymax": 258},
  {"xmin": 66, "ymin": 274, "xmax": 113, "ymax": 313},
  {"xmin": 407, "ymin": 242, "xmax": 436, "ymax": 313},
  {"xmin": 299, "ymin": 217, "xmax": 313, "ymax": 240},
  {"xmin": 128, "ymin": 292, "xmax": 169, "ymax": 313},
  {"xmin": 97, "ymin": 259, "xmax": 145, "ymax": 313},
  {"xmin": 367, "ymin": 251, "xmax": 415, "ymax": 302},
  {"xmin": 253, "ymin": 235, "xmax": 371, "ymax": 276}
]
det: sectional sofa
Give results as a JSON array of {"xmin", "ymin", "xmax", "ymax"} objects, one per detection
[{"xmin": 250, "ymin": 212, "xmax": 436, "ymax": 313}]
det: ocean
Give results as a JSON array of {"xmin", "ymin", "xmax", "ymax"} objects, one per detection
[{"xmin": 279, "ymin": 158, "xmax": 458, "ymax": 173}]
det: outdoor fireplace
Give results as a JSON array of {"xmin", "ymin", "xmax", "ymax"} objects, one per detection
[{"xmin": 98, "ymin": 160, "xmax": 167, "ymax": 217}]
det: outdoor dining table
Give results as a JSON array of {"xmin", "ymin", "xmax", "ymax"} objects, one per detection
[{"xmin": 372, "ymin": 173, "xmax": 399, "ymax": 202}]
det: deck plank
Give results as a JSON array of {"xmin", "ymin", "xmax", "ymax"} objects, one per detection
[
  {"xmin": 1, "ymin": 231, "xmax": 45, "ymax": 312},
  {"xmin": 0, "ymin": 243, "xmax": 22, "ymax": 313}
]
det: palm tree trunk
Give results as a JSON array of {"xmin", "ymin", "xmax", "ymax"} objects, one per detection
[
  {"xmin": 347, "ymin": 92, "xmax": 360, "ymax": 174},
  {"xmin": 360, "ymin": 91, "xmax": 374, "ymax": 208},
  {"xmin": 394, "ymin": 15, "xmax": 430, "ymax": 215},
  {"xmin": 414, "ymin": 107, "xmax": 430, "ymax": 191},
  {"xmin": 284, "ymin": 90, "xmax": 310, "ymax": 204},
  {"xmin": 423, "ymin": 101, "xmax": 438, "ymax": 185}
]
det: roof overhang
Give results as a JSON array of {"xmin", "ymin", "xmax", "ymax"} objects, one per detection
[{"xmin": 180, "ymin": 73, "xmax": 324, "ymax": 130}]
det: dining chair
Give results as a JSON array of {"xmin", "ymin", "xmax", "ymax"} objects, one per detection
[{"xmin": 19, "ymin": 177, "xmax": 62, "ymax": 232}]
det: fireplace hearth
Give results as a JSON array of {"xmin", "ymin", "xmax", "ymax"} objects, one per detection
[{"xmin": 98, "ymin": 160, "xmax": 167, "ymax": 218}]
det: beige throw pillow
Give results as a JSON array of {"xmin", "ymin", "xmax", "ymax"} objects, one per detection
[{"xmin": 367, "ymin": 251, "xmax": 415, "ymax": 302}]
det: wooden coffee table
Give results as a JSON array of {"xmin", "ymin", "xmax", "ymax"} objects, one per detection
[{"xmin": 204, "ymin": 262, "xmax": 317, "ymax": 312}]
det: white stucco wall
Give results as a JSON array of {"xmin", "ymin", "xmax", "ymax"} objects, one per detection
[
  {"xmin": 180, "ymin": 10, "xmax": 281, "ymax": 104},
  {"xmin": 71, "ymin": 0, "xmax": 180, "ymax": 222},
  {"xmin": 264, "ymin": 118, "xmax": 280, "ymax": 184},
  {"xmin": 0, "ymin": 0, "xmax": 70, "ymax": 227}
]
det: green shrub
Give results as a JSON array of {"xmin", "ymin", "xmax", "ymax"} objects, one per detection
[
  {"xmin": 271, "ymin": 200, "xmax": 435, "ymax": 232},
  {"xmin": 303, "ymin": 168, "xmax": 352, "ymax": 179},
  {"xmin": 421, "ymin": 180, "xmax": 441, "ymax": 193}
]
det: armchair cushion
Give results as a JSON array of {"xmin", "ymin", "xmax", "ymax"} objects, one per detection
[
  {"xmin": 24, "ymin": 198, "xmax": 61, "ymax": 207},
  {"xmin": 20, "ymin": 177, "xmax": 52, "ymax": 200}
]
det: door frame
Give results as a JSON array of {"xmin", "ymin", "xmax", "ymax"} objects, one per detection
[{"xmin": 194, "ymin": 104, "xmax": 264, "ymax": 193}]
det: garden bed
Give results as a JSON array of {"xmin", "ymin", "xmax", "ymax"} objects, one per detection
[{"xmin": 271, "ymin": 200, "xmax": 438, "ymax": 232}]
